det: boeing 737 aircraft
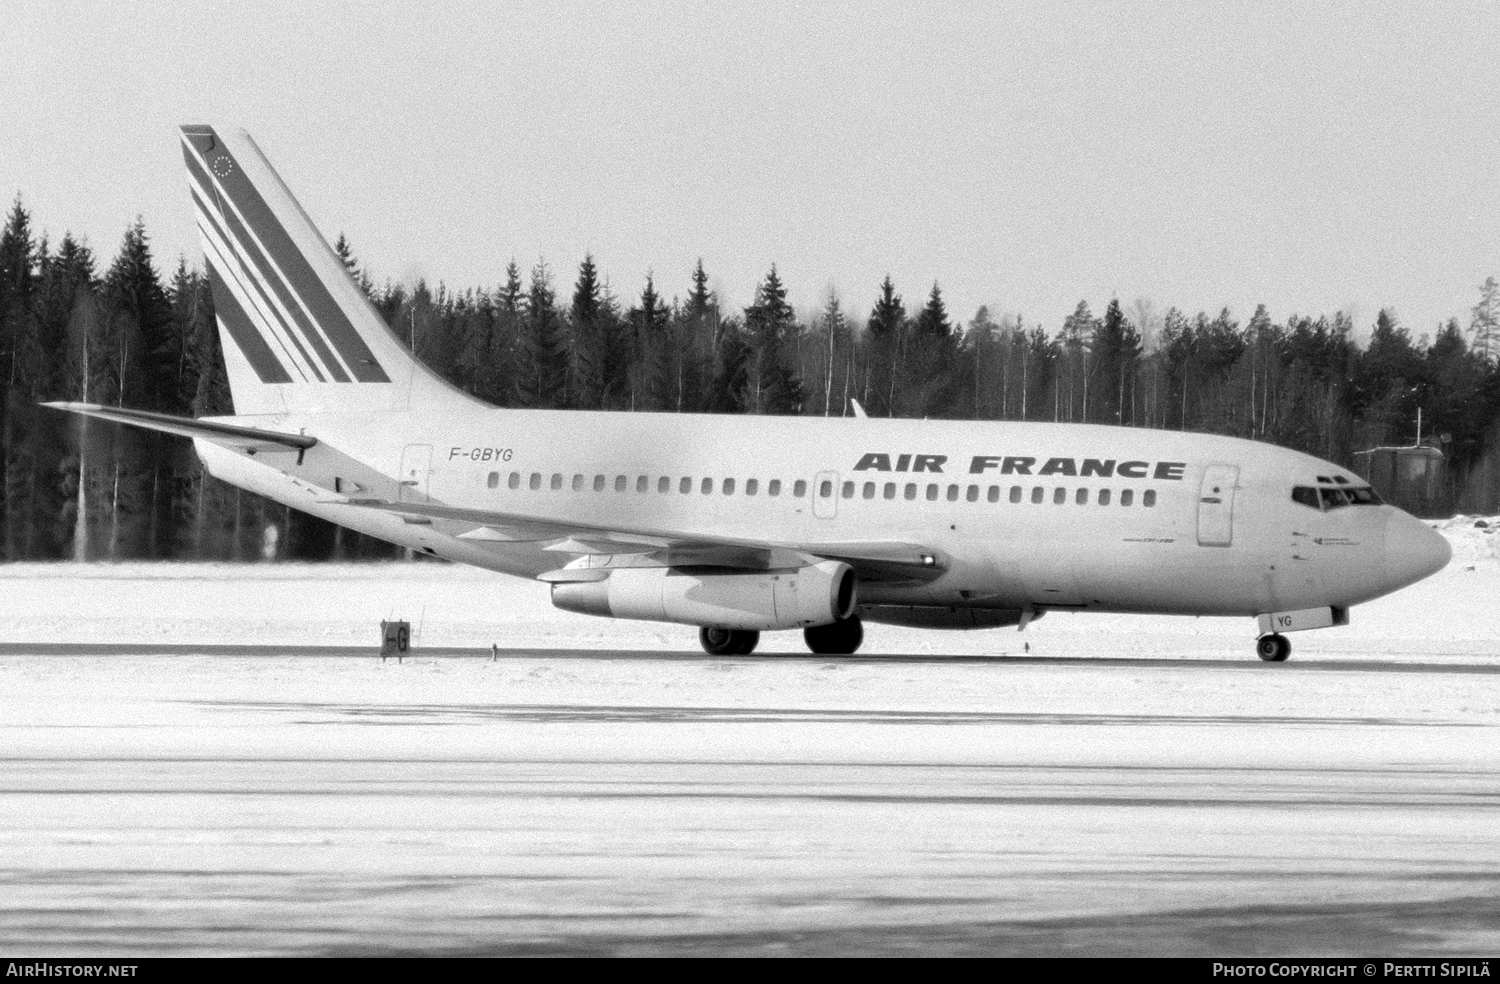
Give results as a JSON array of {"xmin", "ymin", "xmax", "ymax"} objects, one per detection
[{"xmin": 47, "ymin": 125, "xmax": 1451, "ymax": 660}]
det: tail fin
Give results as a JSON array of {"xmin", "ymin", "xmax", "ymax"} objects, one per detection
[{"xmin": 179, "ymin": 125, "xmax": 479, "ymax": 416}]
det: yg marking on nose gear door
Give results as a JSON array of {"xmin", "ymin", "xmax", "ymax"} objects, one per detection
[
  {"xmin": 1197, "ymin": 463, "xmax": 1239, "ymax": 547},
  {"xmin": 399, "ymin": 444, "xmax": 432, "ymax": 502},
  {"xmin": 813, "ymin": 470, "xmax": 839, "ymax": 520}
]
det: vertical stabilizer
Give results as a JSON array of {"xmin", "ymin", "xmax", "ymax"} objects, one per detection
[{"xmin": 179, "ymin": 125, "xmax": 479, "ymax": 415}]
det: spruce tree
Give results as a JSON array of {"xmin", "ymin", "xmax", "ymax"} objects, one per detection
[
  {"xmin": 514, "ymin": 260, "xmax": 567, "ymax": 408},
  {"xmin": 864, "ymin": 276, "xmax": 905, "ymax": 416},
  {"xmin": 629, "ymin": 275, "xmax": 673, "ymax": 411},
  {"xmin": 741, "ymin": 265, "xmax": 802, "ymax": 415}
]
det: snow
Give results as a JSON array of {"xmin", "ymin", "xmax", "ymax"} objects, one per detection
[
  {"xmin": 0, "ymin": 520, "xmax": 1497, "ymax": 955},
  {"xmin": 0, "ymin": 515, "xmax": 1495, "ymax": 659}
]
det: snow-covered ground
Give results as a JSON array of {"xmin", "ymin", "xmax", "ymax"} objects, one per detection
[
  {"xmin": 0, "ymin": 520, "xmax": 1497, "ymax": 955},
  {"xmin": 1, "ymin": 514, "xmax": 1497, "ymax": 659}
]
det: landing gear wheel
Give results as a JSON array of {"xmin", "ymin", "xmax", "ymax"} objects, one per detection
[
  {"xmin": 1256, "ymin": 634, "xmax": 1291, "ymax": 662},
  {"xmin": 803, "ymin": 616, "xmax": 864, "ymax": 655},
  {"xmin": 700, "ymin": 627, "xmax": 760, "ymax": 656}
]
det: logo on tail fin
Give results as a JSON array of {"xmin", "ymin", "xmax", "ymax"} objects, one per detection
[{"xmin": 180, "ymin": 125, "xmax": 389, "ymax": 385}]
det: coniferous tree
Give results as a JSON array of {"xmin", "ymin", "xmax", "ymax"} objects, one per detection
[
  {"xmin": 864, "ymin": 275, "xmax": 905, "ymax": 416},
  {"xmin": 1471, "ymin": 277, "xmax": 1500, "ymax": 363},
  {"xmin": 741, "ymin": 266, "xmax": 802, "ymax": 415},
  {"xmin": 514, "ymin": 260, "xmax": 567, "ymax": 408},
  {"xmin": 629, "ymin": 275, "xmax": 673, "ymax": 411}
]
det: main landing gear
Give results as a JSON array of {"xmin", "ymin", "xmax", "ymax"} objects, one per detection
[
  {"xmin": 699, "ymin": 627, "xmax": 759, "ymax": 655},
  {"xmin": 1256, "ymin": 633, "xmax": 1291, "ymax": 662},
  {"xmin": 803, "ymin": 616, "xmax": 864, "ymax": 655}
]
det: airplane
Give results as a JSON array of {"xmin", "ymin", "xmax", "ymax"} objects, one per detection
[{"xmin": 46, "ymin": 125, "xmax": 1452, "ymax": 662}]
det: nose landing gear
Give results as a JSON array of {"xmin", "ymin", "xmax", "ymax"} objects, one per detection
[{"xmin": 1256, "ymin": 633, "xmax": 1291, "ymax": 662}]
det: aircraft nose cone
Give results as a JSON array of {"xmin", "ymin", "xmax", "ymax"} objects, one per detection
[{"xmin": 1384, "ymin": 513, "xmax": 1451, "ymax": 589}]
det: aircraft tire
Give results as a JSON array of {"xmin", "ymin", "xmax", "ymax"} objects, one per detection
[
  {"xmin": 1256, "ymin": 634, "xmax": 1291, "ymax": 662},
  {"xmin": 700, "ymin": 627, "xmax": 759, "ymax": 656},
  {"xmin": 803, "ymin": 616, "xmax": 864, "ymax": 655}
]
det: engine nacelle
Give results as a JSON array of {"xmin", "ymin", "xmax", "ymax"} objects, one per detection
[{"xmin": 551, "ymin": 561, "xmax": 857, "ymax": 631}]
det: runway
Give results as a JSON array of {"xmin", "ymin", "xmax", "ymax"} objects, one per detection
[
  {"xmin": 2, "ymin": 642, "xmax": 1499, "ymax": 676},
  {"xmin": 3, "ymin": 646, "xmax": 1499, "ymax": 956}
]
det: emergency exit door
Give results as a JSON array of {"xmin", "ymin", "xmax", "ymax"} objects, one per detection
[
  {"xmin": 1197, "ymin": 464, "xmax": 1239, "ymax": 547},
  {"xmin": 399, "ymin": 444, "xmax": 432, "ymax": 502},
  {"xmin": 813, "ymin": 470, "xmax": 839, "ymax": 519}
]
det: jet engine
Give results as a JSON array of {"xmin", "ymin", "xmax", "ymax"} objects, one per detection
[{"xmin": 551, "ymin": 561, "xmax": 857, "ymax": 631}]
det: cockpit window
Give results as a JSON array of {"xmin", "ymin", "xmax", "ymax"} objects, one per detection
[
  {"xmin": 1293, "ymin": 484, "xmax": 1382, "ymax": 510},
  {"xmin": 1320, "ymin": 488, "xmax": 1352, "ymax": 509}
]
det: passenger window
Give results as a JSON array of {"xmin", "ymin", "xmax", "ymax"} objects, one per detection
[
  {"xmin": 926, "ymin": 484, "xmax": 939, "ymax": 501},
  {"xmin": 637, "ymin": 476, "xmax": 649, "ymax": 493},
  {"xmin": 573, "ymin": 474, "xmax": 585, "ymax": 491},
  {"xmin": 724, "ymin": 478, "xmax": 736, "ymax": 495},
  {"xmin": 680, "ymin": 477, "xmax": 692, "ymax": 494},
  {"xmin": 884, "ymin": 482, "xmax": 897, "ymax": 500},
  {"xmin": 905, "ymin": 483, "xmax": 918, "ymax": 500},
  {"xmin": 1291, "ymin": 486, "xmax": 1321, "ymax": 510},
  {"xmin": 819, "ymin": 480, "xmax": 832, "ymax": 498},
  {"xmin": 509, "ymin": 471, "xmax": 521, "ymax": 490},
  {"xmin": 1053, "ymin": 487, "xmax": 1066, "ymax": 505},
  {"xmin": 1030, "ymin": 486, "xmax": 1043, "ymax": 504},
  {"xmin": 841, "ymin": 481, "xmax": 854, "ymax": 499},
  {"xmin": 1010, "ymin": 486, "xmax": 1022, "ymax": 504},
  {"xmin": 1143, "ymin": 490, "xmax": 1156, "ymax": 507},
  {"xmin": 746, "ymin": 479, "xmax": 758, "ymax": 496},
  {"xmin": 769, "ymin": 479, "xmax": 782, "ymax": 496},
  {"xmin": 946, "ymin": 485, "xmax": 959, "ymax": 502},
  {"xmin": 987, "ymin": 486, "xmax": 1000, "ymax": 503},
  {"xmin": 529, "ymin": 472, "xmax": 542, "ymax": 490},
  {"xmin": 551, "ymin": 473, "xmax": 563, "ymax": 490},
  {"xmin": 966, "ymin": 485, "xmax": 979, "ymax": 502},
  {"xmin": 702, "ymin": 478, "xmax": 714, "ymax": 494},
  {"xmin": 863, "ymin": 482, "xmax": 876, "ymax": 500},
  {"xmin": 1099, "ymin": 488, "xmax": 1111, "ymax": 506},
  {"xmin": 1076, "ymin": 488, "xmax": 1088, "ymax": 505},
  {"xmin": 614, "ymin": 475, "xmax": 626, "ymax": 492},
  {"xmin": 1121, "ymin": 489, "xmax": 1134, "ymax": 506},
  {"xmin": 793, "ymin": 480, "xmax": 807, "ymax": 497},
  {"xmin": 658, "ymin": 476, "xmax": 670, "ymax": 493},
  {"xmin": 594, "ymin": 474, "xmax": 606, "ymax": 492},
  {"xmin": 487, "ymin": 472, "xmax": 499, "ymax": 489}
]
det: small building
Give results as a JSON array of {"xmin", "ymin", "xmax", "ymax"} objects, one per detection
[{"xmin": 1352, "ymin": 445, "xmax": 1446, "ymax": 516}]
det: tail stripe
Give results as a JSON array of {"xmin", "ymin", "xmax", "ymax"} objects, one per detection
[
  {"xmin": 202, "ymin": 257, "xmax": 295, "ymax": 384},
  {"xmin": 180, "ymin": 133, "xmax": 389, "ymax": 383},
  {"xmin": 214, "ymin": 191, "xmax": 343, "ymax": 382},
  {"xmin": 193, "ymin": 191, "xmax": 320, "ymax": 381},
  {"xmin": 183, "ymin": 144, "xmax": 342, "ymax": 382}
]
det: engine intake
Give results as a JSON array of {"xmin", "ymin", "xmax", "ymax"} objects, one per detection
[{"xmin": 551, "ymin": 561, "xmax": 857, "ymax": 631}]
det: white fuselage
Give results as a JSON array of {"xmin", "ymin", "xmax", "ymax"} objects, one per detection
[{"xmin": 195, "ymin": 409, "xmax": 1436, "ymax": 620}]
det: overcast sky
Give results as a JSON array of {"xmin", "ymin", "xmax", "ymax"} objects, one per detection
[{"xmin": 4, "ymin": 1, "xmax": 1498, "ymax": 338}]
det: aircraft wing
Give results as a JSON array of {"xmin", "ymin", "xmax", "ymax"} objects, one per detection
[
  {"xmin": 341, "ymin": 497, "xmax": 946, "ymax": 583},
  {"xmin": 44, "ymin": 402, "xmax": 316, "ymax": 454}
]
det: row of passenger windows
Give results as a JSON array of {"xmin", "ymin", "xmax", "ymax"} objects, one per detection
[{"xmin": 487, "ymin": 470, "xmax": 1158, "ymax": 507}]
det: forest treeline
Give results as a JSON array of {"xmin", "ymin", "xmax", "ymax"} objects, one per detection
[{"xmin": 3, "ymin": 196, "xmax": 1500, "ymax": 561}]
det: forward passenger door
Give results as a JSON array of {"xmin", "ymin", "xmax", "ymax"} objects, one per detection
[{"xmin": 1197, "ymin": 464, "xmax": 1239, "ymax": 547}]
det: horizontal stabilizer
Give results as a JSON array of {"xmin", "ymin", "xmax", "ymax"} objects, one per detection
[{"xmin": 43, "ymin": 402, "xmax": 317, "ymax": 453}]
